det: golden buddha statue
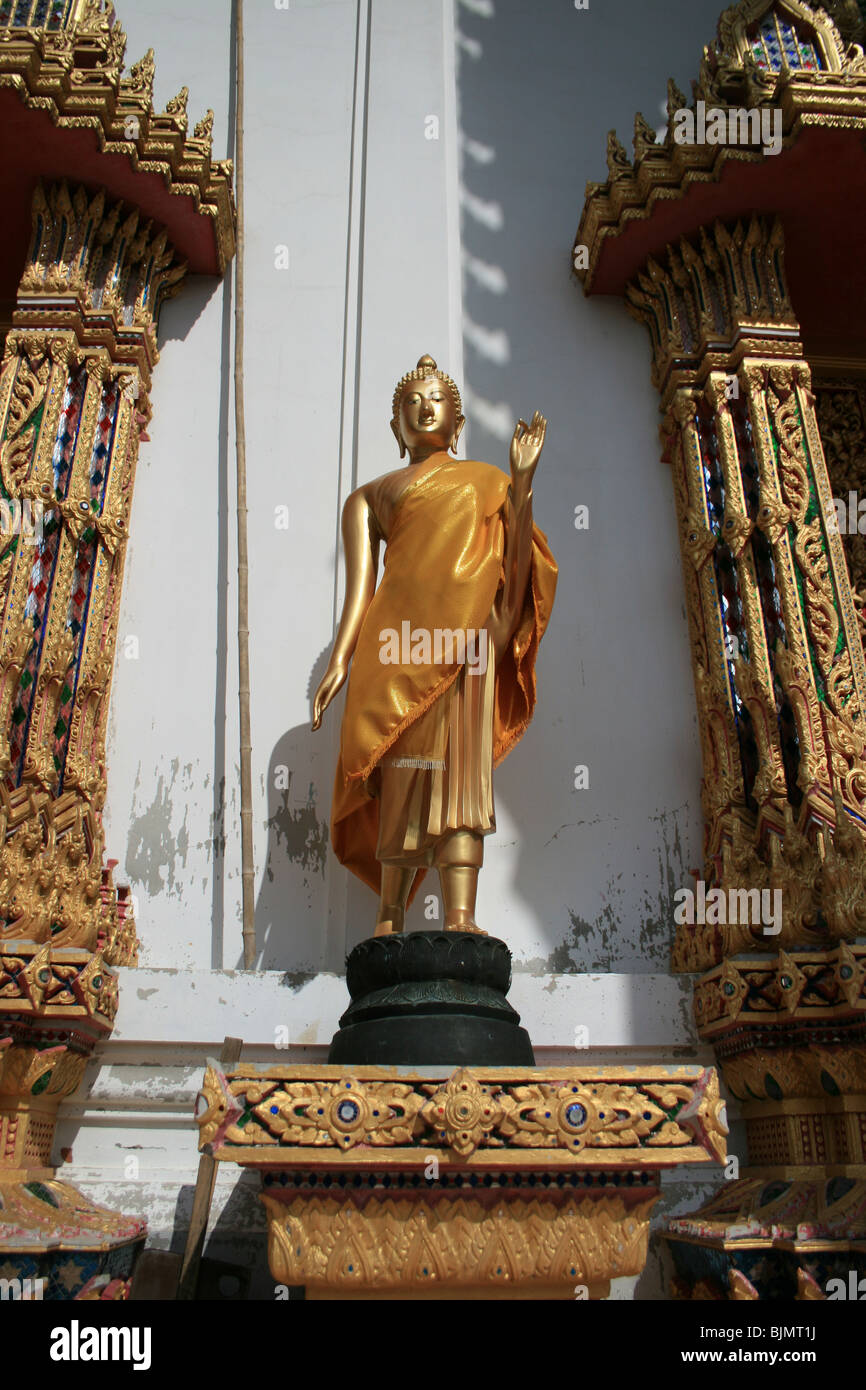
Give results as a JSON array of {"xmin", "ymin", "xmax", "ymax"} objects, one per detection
[{"xmin": 313, "ymin": 355, "xmax": 557, "ymax": 938}]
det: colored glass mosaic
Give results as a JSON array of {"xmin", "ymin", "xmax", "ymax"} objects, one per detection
[
  {"xmin": 696, "ymin": 402, "xmax": 761, "ymax": 807},
  {"xmin": 727, "ymin": 395, "xmax": 804, "ymax": 805},
  {"xmin": 54, "ymin": 380, "xmax": 121, "ymax": 782},
  {"xmin": 697, "ymin": 404, "xmax": 751, "ymax": 677},
  {"xmin": 53, "ymin": 364, "xmax": 87, "ymax": 499},
  {"xmin": 6, "ymin": 367, "xmax": 86, "ymax": 785},
  {"xmin": 0, "ymin": 0, "xmax": 71, "ymax": 28},
  {"xmin": 750, "ymin": 13, "xmax": 820, "ymax": 72},
  {"xmin": 731, "ymin": 398, "xmax": 787, "ymax": 653}
]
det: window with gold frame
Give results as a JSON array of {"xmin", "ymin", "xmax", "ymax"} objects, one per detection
[{"xmin": 0, "ymin": 0, "xmax": 77, "ymax": 29}]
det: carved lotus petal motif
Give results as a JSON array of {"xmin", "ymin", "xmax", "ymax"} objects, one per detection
[
  {"xmin": 756, "ymin": 493, "xmax": 792, "ymax": 543},
  {"xmin": 18, "ymin": 944, "xmax": 53, "ymax": 1008},
  {"xmin": 421, "ymin": 1068, "xmax": 503, "ymax": 1157},
  {"xmin": 96, "ymin": 508, "xmax": 128, "ymax": 555}
]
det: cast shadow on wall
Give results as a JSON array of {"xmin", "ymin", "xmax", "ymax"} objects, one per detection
[
  {"xmin": 170, "ymin": 1172, "xmax": 277, "ymax": 1300},
  {"xmin": 249, "ymin": 643, "xmax": 334, "ymax": 974}
]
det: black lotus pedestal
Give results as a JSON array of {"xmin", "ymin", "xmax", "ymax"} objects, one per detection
[{"xmin": 328, "ymin": 930, "xmax": 534, "ymax": 1066}]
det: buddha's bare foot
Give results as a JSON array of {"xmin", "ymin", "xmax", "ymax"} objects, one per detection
[
  {"xmin": 444, "ymin": 920, "xmax": 487, "ymax": 936},
  {"xmin": 374, "ymin": 920, "xmax": 399, "ymax": 937}
]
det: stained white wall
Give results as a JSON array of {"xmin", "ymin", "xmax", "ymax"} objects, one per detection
[
  {"xmin": 104, "ymin": 0, "xmax": 468, "ymax": 974},
  {"xmin": 104, "ymin": 0, "xmax": 727, "ymax": 979},
  {"xmin": 102, "ymin": 0, "xmax": 238, "ymax": 971}
]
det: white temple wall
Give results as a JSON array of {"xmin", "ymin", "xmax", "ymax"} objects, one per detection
[
  {"xmin": 81, "ymin": 0, "xmax": 743, "ymax": 1293},
  {"xmin": 104, "ymin": 0, "xmax": 730, "ymax": 979}
]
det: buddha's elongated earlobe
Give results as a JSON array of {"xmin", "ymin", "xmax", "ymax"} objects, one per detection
[
  {"xmin": 390, "ymin": 418, "xmax": 407, "ymax": 459},
  {"xmin": 451, "ymin": 414, "xmax": 465, "ymax": 455}
]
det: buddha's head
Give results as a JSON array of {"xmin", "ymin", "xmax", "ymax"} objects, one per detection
[{"xmin": 391, "ymin": 354, "xmax": 465, "ymax": 459}]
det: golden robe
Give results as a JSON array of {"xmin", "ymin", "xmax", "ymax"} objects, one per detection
[{"xmin": 331, "ymin": 456, "xmax": 557, "ymax": 897}]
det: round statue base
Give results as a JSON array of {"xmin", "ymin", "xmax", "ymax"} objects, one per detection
[{"xmin": 328, "ymin": 931, "xmax": 534, "ymax": 1066}]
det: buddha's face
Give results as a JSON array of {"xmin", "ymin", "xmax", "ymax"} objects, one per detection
[{"xmin": 396, "ymin": 376, "xmax": 460, "ymax": 456}]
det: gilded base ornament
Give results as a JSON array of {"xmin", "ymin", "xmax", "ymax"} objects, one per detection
[
  {"xmin": 0, "ymin": 941, "xmax": 145, "ymax": 1297},
  {"xmin": 197, "ymin": 1062, "xmax": 725, "ymax": 1298},
  {"xmin": 666, "ymin": 1176, "xmax": 866, "ymax": 1301},
  {"xmin": 263, "ymin": 1186, "xmax": 653, "ymax": 1299},
  {"xmin": 667, "ymin": 942, "xmax": 866, "ymax": 1296},
  {"xmin": 0, "ymin": 1180, "xmax": 144, "ymax": 1301},
  {"xmin": 693, "ymin": 944, "xmax": 866, "ymax": 1177}
]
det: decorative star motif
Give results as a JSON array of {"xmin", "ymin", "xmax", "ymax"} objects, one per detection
[
  {"xmin": 420, "ymin": 1069, "xmax": 508, "ymax": 1158},
  {"xmin": 57, "ymin": 1257, "xmax": 86, "ymax": 1293}
]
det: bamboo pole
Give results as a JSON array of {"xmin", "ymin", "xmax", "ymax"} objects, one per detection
[
  {"xmin": 176, "ymin": 1036, "xmax": 243, "ymax": 1299},
  {"xmin": 234, "ymin": 0, "xmax": 256, "ymax": 970}
]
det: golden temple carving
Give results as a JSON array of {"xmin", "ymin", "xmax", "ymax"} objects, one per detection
[
  {"xmin": 575, "ymin": 0, "xmax": 866, "ymax": 1298},
  {"xmin": 622, "ymin": 213, "xmax": 866, "ymax": 971},
  {"xmin": 814, "ymin": 376, "xmax": 866, "ymax": 645},
  {"xmin": 263, "ymin": 1189, "xmax": 655, "ymax": 1299},
  {"xmin": 575, "ymin": 1, "xmax": 865, "ymax": 295},
  {"xmin": 196, "ymin": 1063, "xmax": 728, "ymax": 1169},
  {"xmin": 0, "ymin": 0, "xmax": 236, "ymax": 1295},
  {"xmin": 0, "ymin": 175, "xmax": 191, "ymax": 953},
  {"xmin": 197, "ymin": 1061, "xmax": 725, "ymax": 1299},
  {"xmin": 0, "ymin": 6, "xmax": 235, "ymax": 274}
]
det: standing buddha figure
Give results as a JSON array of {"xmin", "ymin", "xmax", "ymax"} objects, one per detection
[{"xmin": 313, "ymin": 355, "xmax": 557, "ymax": 938}]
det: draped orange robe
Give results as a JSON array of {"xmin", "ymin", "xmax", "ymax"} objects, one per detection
[{"xmin": 331, "ymin": 457, "xmax": 557, "ymax": 896}]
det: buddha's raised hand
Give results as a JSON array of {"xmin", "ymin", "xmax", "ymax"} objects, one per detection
[{"xmin": 509, "ymin": 411, "xmax": 546, "ymax": 481}]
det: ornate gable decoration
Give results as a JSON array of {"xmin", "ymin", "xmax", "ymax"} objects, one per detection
[
  {"xmin": 574, "ymin": 1, "xmax": 866, "ymax": 294},
  {"xmin": 0, "ymin": 0, "xmax": 236, "ymax": 274},
  {"xmin": 707, "ymin": 0, "xmax": 843, "ymax": 88}
]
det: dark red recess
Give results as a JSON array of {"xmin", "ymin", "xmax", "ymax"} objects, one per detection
[
  {"xmin": 588, "ymin": 126, "xmax": 866, "ymax": 358},
  {"xmin": 0, "ymin": 86, "xmax": 222, "ymax": 305}
]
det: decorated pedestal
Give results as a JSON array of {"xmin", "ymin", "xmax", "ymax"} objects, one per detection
[
  {"xmin": 0, "ymin": 942, "xmax": 146, "ymax": 1300},
  {"xmin": 666, "ymin": 1176, "xmax": 866, "ymax": 1301},
  {"xmin": 196, "ymin": 1060, "xmax": 727, "ymax": 1299},
  {"xmin": 665, "ymin": 944, "xmax": 866, "ymax": 1300}
]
